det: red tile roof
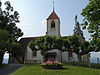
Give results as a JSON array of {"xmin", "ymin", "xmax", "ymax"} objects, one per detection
[{"xmin": 47, "ymin": 11, "xmax": 59, "ymax": 20}]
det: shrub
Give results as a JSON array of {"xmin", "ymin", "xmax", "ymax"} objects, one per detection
[
  {"xmin": 41, "ymin": 60, "xmax": 63, "ymax": 69},
  {"xmin": 0, "ymin": 50, "xmax": 4, "ymax": 64}
]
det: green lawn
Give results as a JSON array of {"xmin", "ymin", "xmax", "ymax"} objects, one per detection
[{"xmin": 10, "ymin": 64, "xmax": 100, "ymax": 75}]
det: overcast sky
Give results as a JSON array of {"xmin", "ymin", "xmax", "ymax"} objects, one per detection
[{"xmin": 1, "ymin": 0, "xmax": 90, "ymax": 40}]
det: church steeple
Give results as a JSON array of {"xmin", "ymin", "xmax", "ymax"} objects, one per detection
[
  {"xmin": 46, "ymin": 2, "xmax": 60, "ymax": 36},
  {"xmin": 52, "ymin": 1, "xmax": 55, "ymax": 12},
  {"xmin": 47, "ymin": 1, "xmax": 59, "ymax": 20}
]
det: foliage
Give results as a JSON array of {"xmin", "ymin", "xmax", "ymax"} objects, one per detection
[
  {"xmin": 41, "ymin": 60, "xmax": 63, "ymax": 69},
  {"xmin": 0, "ymin": 29, "xmax": 21, "ymax": 53},
  {"xmin": 55, "ymin": 37, "xmax": 63, "ymax": 50},
  {"xmin": 63, "ymin": 39, "xmax": 71, "ymax": 51},
  {"xmin": 29, "ymin": 36, "xmax": 58, "ymax": 55},
  {"xmin": 0, "ymin": 1, "xmax": 23, "ymax": 40},
  {"xmin": 80, "ymin": 41, "xmax": 93, "ymax": 55},
  {"xmin": 11, "ymin": 64, "xmax": 100, "ymax": 75},
  {"xmin": 90, "ymin": 38, "xmax": 100, "ymax": 52},
  {"xmin": 35, "ymin": 36, "xmax": 47, "ymax": 55},
  {"xmin": 28, "ymin": 41, "xmax": 37, "ymax": 51},
  {"xmin": 29, "ymin": 36, "xmax": 69, "ymax": 56},
  {"xmin": 0, "ymin": 29, "xmax": 14, "ymax": 51},
  {"xmin": 68, "ymin": 35, "xmax": 91, "ymax": 62},
  {"xmin": 11, "ymin": 42, "xmax": 22, "ymax": 54},
  {"xmin": 0, "ymin": 49, "xmax": 4, "ymax": 64},
  {"xmin": 29, "ymin": 35, "xmax": 91, "ymax": 62},
  {"xmin": 68, "ymin": 35, "xmax": 82, "ymax": 62},
  {"xmin": 0, "ymin": 1, "xmax": 23, "ymax": 63},
  {"xmin": 68, "ymin": 35, "xmax": 81, "ymax": 54},
  {"xmin": 81, "ymin": 0, "xmax": 100, "ymax": 39},
  {"xmin": 73, "ymin": 15, "xmax": 85, "ymax": 40},
  {"xmin": 0, "ymin": 29, "xmax": 11, "ymax": 64}
]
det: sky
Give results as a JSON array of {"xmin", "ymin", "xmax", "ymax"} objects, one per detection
[
  {"xmin": 2, "ymin": 0, "xmax": 90, "ymax": 40},
  {"xmin": 1, "ymin": 0, "xmax": 100, "ymax": 60}
]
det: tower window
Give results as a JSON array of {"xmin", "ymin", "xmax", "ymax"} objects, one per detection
[{"xmin": 51, "ymin": 20, "xmax": 55, "ymax": 28}]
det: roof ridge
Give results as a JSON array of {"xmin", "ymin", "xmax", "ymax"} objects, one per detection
[{"xmin": 47, "ymin": 11, "xmax": 59, "ymax": 20}]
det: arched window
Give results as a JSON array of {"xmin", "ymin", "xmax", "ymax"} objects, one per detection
[{"xmin": 51, "ymin": 20, "xmax": 55, "ymax": 28}]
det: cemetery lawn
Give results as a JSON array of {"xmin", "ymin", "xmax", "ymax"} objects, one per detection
[{"xmin": 10, "ymin": 64, "xmax": 100, "ymax": 75}]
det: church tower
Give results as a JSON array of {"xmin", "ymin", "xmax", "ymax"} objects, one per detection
[{"xmin": 46, "ymin": 2, "xmax": 60, "ymax": 36}]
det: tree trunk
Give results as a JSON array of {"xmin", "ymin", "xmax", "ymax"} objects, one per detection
[
  {"xmin": 8, "ymin": 53, "xmax": 11, "ymax": 64},
  {"xmin": 61, "ymin": 52, "xmax": 62, "ymax": 63},
  {"xmin": 77, "ymin": 54, "xmax": 82, "ymax": 62}
]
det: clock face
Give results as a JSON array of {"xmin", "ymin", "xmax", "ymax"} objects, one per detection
[{"xmin": 51, "ymin": 20, "xmax": 55, "ymax": 28}]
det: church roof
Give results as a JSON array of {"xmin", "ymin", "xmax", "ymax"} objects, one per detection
[{"xmin": 47, "ymin": 11, "xmax": 59, "ymax": 20}]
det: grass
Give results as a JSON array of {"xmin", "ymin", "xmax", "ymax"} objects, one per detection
[{"xmin": 10, "ymin": 64, "xmax": 100, "ymax": 75}]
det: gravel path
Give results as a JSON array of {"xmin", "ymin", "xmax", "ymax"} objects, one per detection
[{"xmin": 0, "ymin": 64, "xmax": 23, "ymax": 75}]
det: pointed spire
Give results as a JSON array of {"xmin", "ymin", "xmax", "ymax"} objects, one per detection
[
  {"xmin": 52, "ymin": 1, "xmax": 55, "ymax": 11},
  {"xmin": 47, "ymin": 1, "xmax": 59, "ymax": 20},
  {"xmin": 75, "ymin": 15, "xmax": 77, "ymax": 24},
  {"xmin": 73, "ymin": 15, "xmax": 85, "ymax": 41}
]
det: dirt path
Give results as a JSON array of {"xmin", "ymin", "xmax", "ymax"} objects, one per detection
[{"xmin": 0, "ymin": 64, "xmax": 23, "ymax": 75}]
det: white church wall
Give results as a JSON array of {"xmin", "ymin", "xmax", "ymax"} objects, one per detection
[
  {"xmin": 36, "ymin": 50, "xmax": 43, "ymax": 62},
  {"xmin": 56, "ymin": 49, "xmax": 61, "ymax": 62},
  {"xmin": 61, "ymin": 52, "xmax": 79, "ymax": 62},
  {"xmin": 61, "ymin": 51, "xmax": 68, "ymax": 62},
  {"xmin": 47, "ymin": 19, "xmax": 60, "ymax": 36},
  {"xmin": 72, "ymin": 53, "xmax": 78, "ymax": 62},
  {"xmin": 26, "ymin": 46, "xmax": 34, "ymax": 60},
  {"xmin": 26, "ymin": 46, "xmax": 79, "ymax": 63},
  {"xmin": 26, "ymin": 46, "xmax": 43, "ymax": 63}
]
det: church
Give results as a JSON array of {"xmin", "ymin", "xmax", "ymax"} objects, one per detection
[{"xmin": 19, "ymin": 6, "xmax": 89, "ymax": 64}]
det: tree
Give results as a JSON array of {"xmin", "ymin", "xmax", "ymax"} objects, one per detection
[
  {"xmin": 68, "ymin": 35, "xmax": 82, "ymax": 62},
  {"xmin": 68, "ymin": 35, "xmax": 94, "ymax": 62},
  {"xmin": 74, "ymin": 15, "xmax": 85, "ymax": 41},
  {"xmin": 35, "ymin": 36, "xmax": 47, "ymax": 55},
  {"xmin": 81, "ymin": 0, "xmax": 100, "ymax": 39},
  {"xmin": 62, "ymin": 38, "xmax": 71, "ymax": 62},
  {"xmin": 0, "ymin": 29, "xmax": 22, "ymax": 64},
  {"xmin": 0, "ymin": 1, "xmax": 23, "ymax": 63},
  {"xmin": 0, "ymin": 49, "xmax": 4, "ymax": 64},
  {"xmin": 28, "ymin": 41, "xmax": 36, "ymax": 51},
  {"xmin": 9, "ymin": 42, "xmax": 22, "ymax": 63},
  {"xmin": 0, "ymin": 1, "xmax": 23, "ymax": 40},
  {"xmin": 56, "ymin": 37, "xmax": 63, "ymax": 51},
  {"xmin": 28, "ymin": 41, "xmax": 37, "ymax": 56},
  {"xmin": 0, "ymin": 29, "xmax": 13, "ymax": 64},
  {"xmin": 80, "ymin": 41, "xmax": 93, "ymax": 56},
  {"xmin": 29, "ymin": 36, "xmax": 71, "ymax": 62},
  {"xmin": 90, "ymin": 38, "xmax": 100, "ymax": 52}
]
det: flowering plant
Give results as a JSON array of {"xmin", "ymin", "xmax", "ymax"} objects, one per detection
[{"xmin": 41, "ymin": 60, "xmax": 63, "ymax": 69}]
